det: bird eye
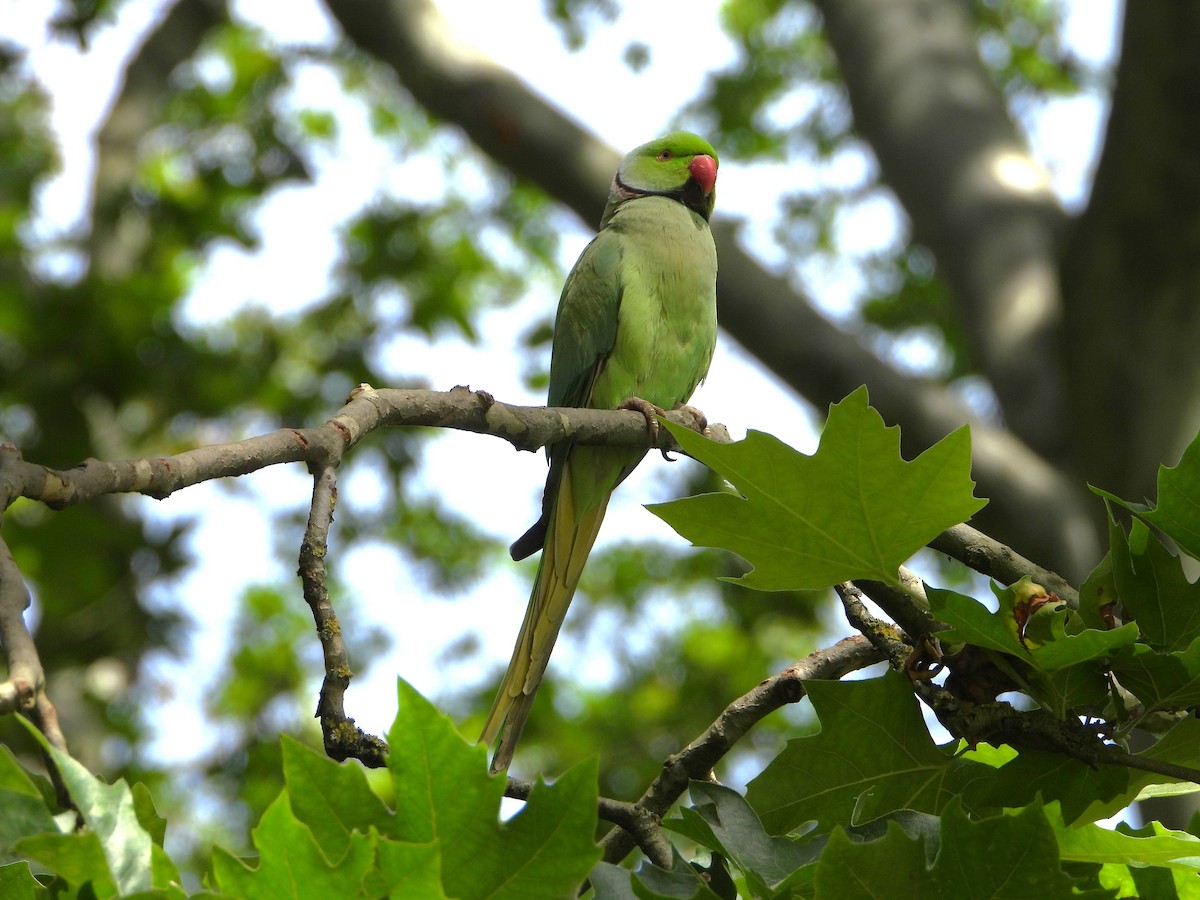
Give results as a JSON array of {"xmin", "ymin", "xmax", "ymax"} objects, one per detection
[{"xmin": 656, "ymin": 150, "xmax": 672, "ymax": 161}]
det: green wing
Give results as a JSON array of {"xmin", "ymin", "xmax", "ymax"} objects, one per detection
[
  {"xmin": 510, "ymin": 229, "xmax": 624, "ymax": 560},
  {"xmin": 547, "ymin": 229, "xmax": 624, "ymax": 409}
]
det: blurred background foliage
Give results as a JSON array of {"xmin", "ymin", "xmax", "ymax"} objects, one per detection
[{"xmin": 1, "ymin": 0, "xmax": 1113, "ymax": 882}]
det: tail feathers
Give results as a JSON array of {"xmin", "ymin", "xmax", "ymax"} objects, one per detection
[
  {"xmin": 488, "ymin": 692, "xmax": 537, "ymax": 773},
  {"xmin": 480, "ymin": 460, "xmax": 610, "ymax": 769}
]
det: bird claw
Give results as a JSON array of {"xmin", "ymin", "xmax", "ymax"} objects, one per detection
[
  {"xmin": 619, "ymin": 397, "xmax": 666, "ymax": 441},
  {"xmin": 620, "ymin": 399, "xmax": 710, "ymax": 460},
  {"xmin": 672, "ymin": 403, "xmax": 708, "ymax": 432}
]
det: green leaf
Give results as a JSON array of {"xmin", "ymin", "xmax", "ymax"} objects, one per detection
[
  {"xmin": 1075, "ymin": 717, "xmax": 1200, "ymax": 826},
  {"xmin": 131, "ymin": 784, "xmax": 170, "ymax": 855},
  {"xmin": 1043, "ymin": 658, "xmax": 1112, "ymax": 712},
  {"xmin": 0, "ymin": 746, "xmax": 59, "ymax": 855},
  {"xmin": 961, "ymin": 748, "xmax": 1132, "ymax": 826},
  {"xmin": 131, "ymin": 783, "xmax": 183, "ymax": 892},
  {"xmin": 746, "ymin": 673, "xmax": 989, "ymax": 835},
  {"xmin": 664, "ymin": 781, "xmax": 820, "ymax": 889},
  {"xmin": 1130, "ymin": 863, "xmax": 1200, "ymax": 900},
  {"xmin": 0, "ymin": 745, "xmax": 46, "ymax": 801},
  {"xmin": 928, "ymin": 585, "xmax": 1138, "ymax": 673},
  {"xmin": 15, "ymin": 716, "xmax": 154, "ymax": 895},
  {"xmin": 650, "ymin": 387, "xmax": 986, "ymax": 590},
  {"xmin": 1051, "ymin": 804, "xmax": 1200, "ymax": 874},
  {"xmin": 385, "ymin": 679, "xmax": 502, "ymax": 845},
  {"xmin": 1093, "ymin": 427, "xmax": 1200, "ymax": 559},
  {"xmin": 813, "ymin": 802, "xmax": 1104, "ymax": 899},
  {"xmin": 372, "ymin": 839, "xmax": 446, "ymax": 899},
  {"xmin": 1077, "ymin": 552, "xmax": 1119, "ymax": 632},
  {"xmin": 210, "ymin": 680, "xmax": 598, "ymax": 898},
  {"xmin": 237, "ymin": 737, "xmax": 442, "ymax": 896},
  {"xmin": 590, "ymin": 856, "xmax": 725, "ymax": 899},
  {"xmin": 1110, "ymin": 515, "xmax": 1200, "ymax": 652},
  {"xmin": 967, "ymin": 718, "xmax": 1200, "ymax": 826},
  {"xmin": 211, "ymin": 792, "xmax": 376, "ymax": 898},
  {"xmin": 471, "ymin": 760, "xmax": 602, "ymax": 898},
  {"xmin": 1109, "ymin": 638, "xmax": 1200, "ymax": 712},
  {"xmin": 0, "ymin": 862, "xmax": 40, "ymax": 900},
  {"xmin": 385, "ymin": 679, "xmax": 601, "ymax": 898},
  {"xmin": 13, "ymin": 831, "xmax": 115, "ymax": 896},
  {"xmin": 281, "ymin": 735, "xmax": 393, "ymax": 859}
]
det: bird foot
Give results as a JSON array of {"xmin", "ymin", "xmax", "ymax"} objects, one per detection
[
  {"xmin": 658, "ymin": 403, "xmax": 710, "ymax": 460},
  {"xmin": 619, "ymin": 397, "xmax": 667, "ymax": 441},
  {"xmin": 672, "ymin": 403, "xmax": 708, "ymax": 433}
]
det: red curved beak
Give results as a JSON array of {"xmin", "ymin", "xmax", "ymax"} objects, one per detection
[{"xmin": 689, "ymin": 154, "xmax": 717, "ymax": 195}]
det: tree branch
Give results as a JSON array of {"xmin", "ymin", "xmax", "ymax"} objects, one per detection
[
  {"xmin": 852, "ymin": 565, "xmax": 938, "ymax": 642},
  {"xmin": 4, "ymin": 380, "xmax": 1101, "ymax": 789},
  {"xmin": 506, "ymin": 776, "xmax": 674, "ymax": 869},
  {"xmin": 0, "ymin": 528, "xmax": 41, "ymax": 716},
  {"xmin": 600, "ymin": 636, "xmax": 885, "ymax": 864},
  {"xmin": 0, "ymin": 386, "xmax": 726, "ymax": 511},
  {"xmin": 924, "ymin": 684, "xmax": 1200, "ymax": 787},
  {"xmin": 836, "ymin": 582, "xmax": 909, "ymax": 668},
  {"xmin": 0, "ymin": 498, "xmax": 70, "ymax": 805},
  {"xmin": 299, "ymin": 460, "xmax": 388, "ymax": 765},
  {"xmin": 929, "ymin": 523, "xmax": 1079, "ymax": 607}
]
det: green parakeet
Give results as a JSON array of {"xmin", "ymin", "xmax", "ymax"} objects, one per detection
[{"xmin": 481, "ymin": 132, "xmax": 720, "ymax": 771}]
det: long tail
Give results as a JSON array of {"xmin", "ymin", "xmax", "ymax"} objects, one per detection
[{"xmin": 481, "ymin": 457, "xmax": 611, "ymax": 772}]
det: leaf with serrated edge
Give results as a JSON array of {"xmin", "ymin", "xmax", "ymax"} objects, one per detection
[
  {"xmin": 1092, "ymin": 425, "xmax": 1200, "ymax": 559},
  {"xmin": 650, "ymin": 386, "xmax": 985, "ymax": 590},
  {"xmin": 966, "ymin": 717, "xmax": 1200, "ymax": 826},
  {"xmin": 746, "ymin": 673, "xmax": 990, "ymax": 835},
  {"xmin": 16, "ymin": 716, "xmax": 153, "ymax": 895},
  {"xmin": 664, "ymin": 781, "xmax": 819, "ymax": 888},
  {"xmin": 212, "ymin": 791, "xmax": 375, "ymax": 897},
  {"xmin": 928, "ymin": 585, "xmax": 1138, "ymax": 673},
  {"xmin": 1110, "ymin": 637, "xmax": 1200, "ymax": 712},
  {"xmin": 1049, "ymin": 802, "xmax": 1200, "ymax": 872},
  {"xmin": 0, "ymin": 862, "xmax": 41, "ymax": 900},
  {"xmin": 282, "ymin": 735, "xmax": 393, "ymax": 859},
  {"xmin": 11, "ymin": 831, "xmax": 114, "ymax": 895},
  {"xmin": 386, "ymin": 679, "xmax": 600, "ymax": 898},
  {"xmin": 1110, "ymin": 514, "xmax": 1200, "ymax": 652},
  {"xmin": 814, "ymin": 801, "xmax": 1102, "ymax": 900}
]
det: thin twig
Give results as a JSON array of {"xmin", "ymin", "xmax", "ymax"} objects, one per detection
[
  {"xmin": 506, "ymin": 777, "xmax": 674, "ymax": 868},
  {"xmin": 27, "ymin": 696, "xmax": 73, "ymax": 810},
  {"xmin": 600, "ymin": 636, "xmax": 885, "ymax": 864},
  {"xmin": 836, "ymin": 582, "xmax": 909, "ymax": 668},
  {"xmin": 0, "ymin": 529, "xmax": 41, "ymax": 715},
  {"xmin": 298, "ymin": 462, "xmax": 388, "ymax": 766},
  {"xmin": 1096, "ymin": 747, "xmax": 1200, "ymax": 785},
  {"xmin": 914, "ymin": 682, "xmax": 1200, "ymax": 787}
]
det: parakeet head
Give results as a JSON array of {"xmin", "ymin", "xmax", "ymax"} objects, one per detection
[{"xmin": 606, "ymin": 131, "xmax": 718, "ymax": 223}]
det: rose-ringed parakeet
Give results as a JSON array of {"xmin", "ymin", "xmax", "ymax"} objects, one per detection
[{"xmin": 480, "ymin": 132, "xmax": 719, "ymax": 771}]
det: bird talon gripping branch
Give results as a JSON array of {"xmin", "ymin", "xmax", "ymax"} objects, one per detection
[{"xmin": 619, "ymin": 396, "xmax": 666, "ymax": 440}]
